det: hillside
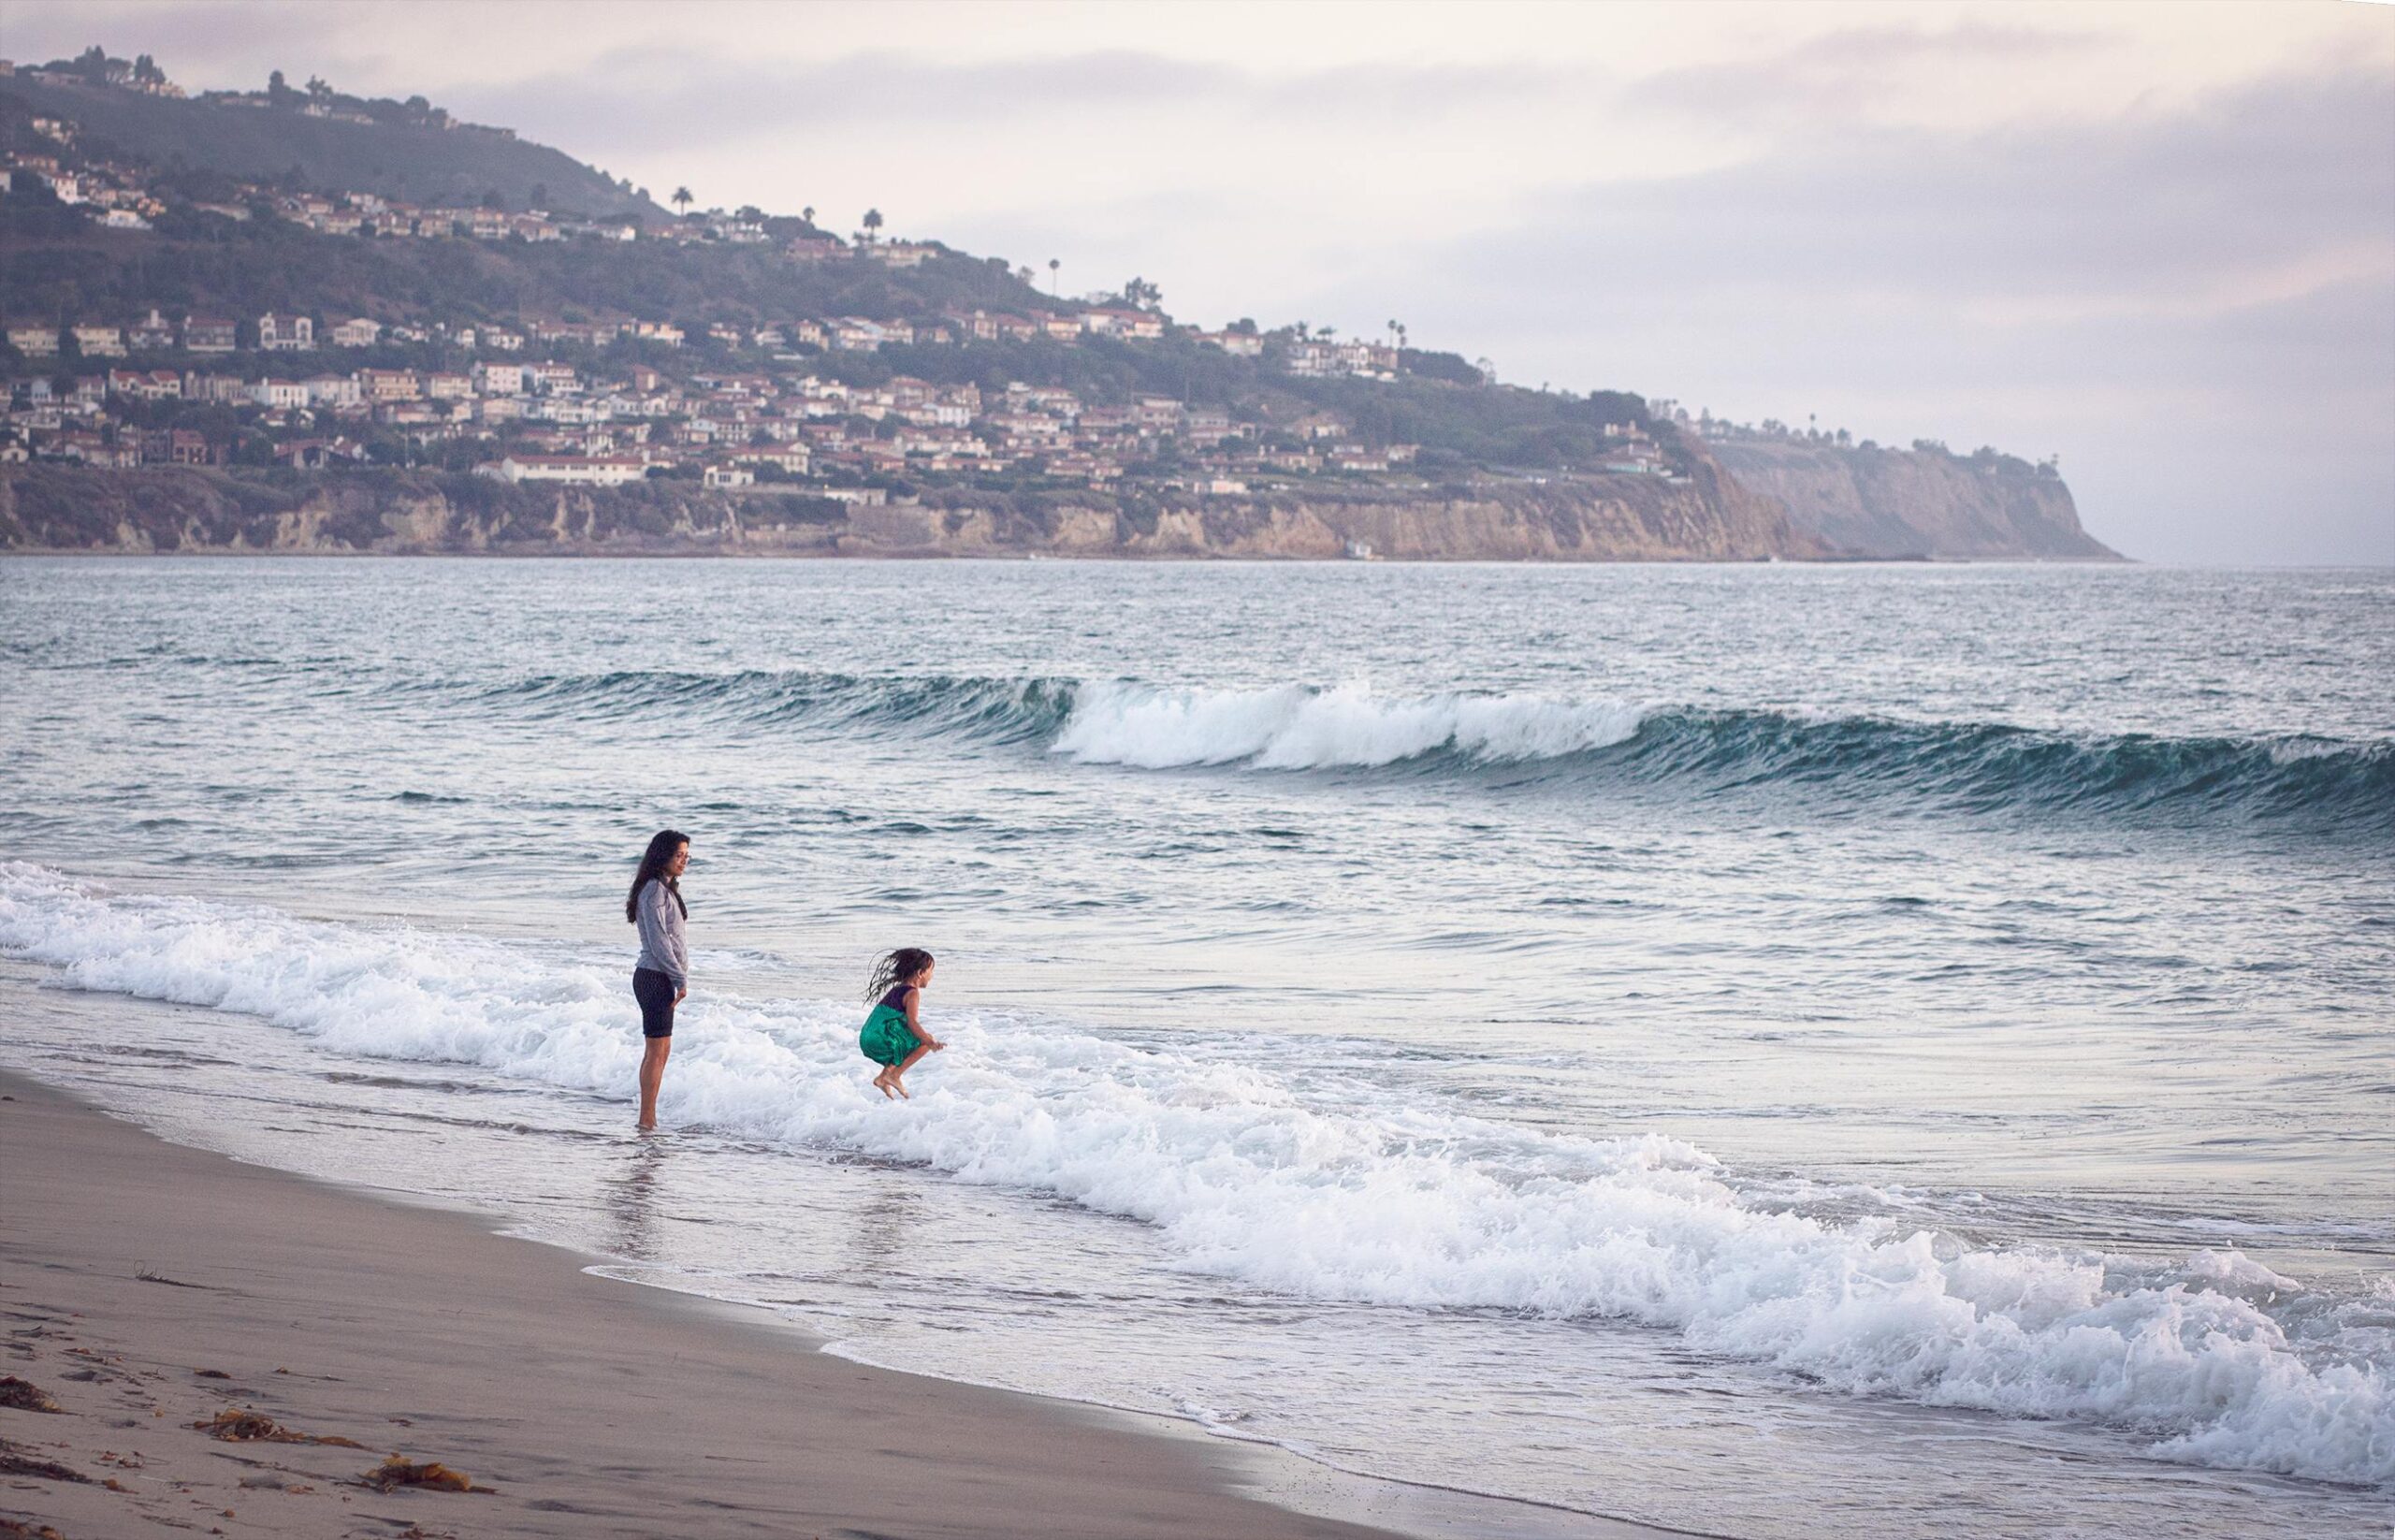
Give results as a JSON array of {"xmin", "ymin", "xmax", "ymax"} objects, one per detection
[
  {"xmin": 0, "ymin": 50, "xmax": 2116, "ymax": 562},
  {"xmin": 1707, "ymin": 439, "xmax": 2118, "ymax": 559},
  {"xmin": 0, "ymin": 204, "xmax": 1047, "ymax": 332},
  {"xmin": 3, "ymin": 72, "xmax": 656, "ymax": 219}
]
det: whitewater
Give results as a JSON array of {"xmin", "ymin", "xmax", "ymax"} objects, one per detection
[
  {"xmin": 4, "ymin": 861, "xmax": 2389, "ymax": 1489},
  {"xmin": 2, "ymin": 557, "xmax": 2388, "ymax": 1538}
]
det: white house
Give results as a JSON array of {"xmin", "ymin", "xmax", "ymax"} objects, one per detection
[
  {"xmin": 329, "ymin": 317, "xmax": 384, "ymax": 348},
  {"xmin": 302, "ymin": 374, "xmax": 363, "ymax": 408},
  {"xmin": 258, "ymin": 312, "xmax": 314, "ymax": 352},
  {"xmin": 479, "ymin": 454, "xmax": 648, "ymax": 487}
]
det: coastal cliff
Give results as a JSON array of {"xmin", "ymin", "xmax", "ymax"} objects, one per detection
[
  {"xmin": 0, "ymin": 461, "xmax": 1822, "ymax": 560},
  {"xmin": 1707, "ymin": 441, "xmax": 2118, "ymax": 559}
]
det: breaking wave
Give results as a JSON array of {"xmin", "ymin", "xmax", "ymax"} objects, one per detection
[
  {"xmin": 3, "ymin": 862, "xmax": 2389, "ymax": 1488},
  {"xmin": 457, "ymin": 669, "xmax": 2393, "ymax": 832}
]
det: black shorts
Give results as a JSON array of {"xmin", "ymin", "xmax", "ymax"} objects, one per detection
[{"xmin": 632, "ymin": 966, "xmax": 678, "ymax": 1039}]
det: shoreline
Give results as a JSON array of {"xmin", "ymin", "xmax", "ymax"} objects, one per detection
[
  {"xmin": 0, "ymin": 1067, "xmax": 1683, "ymax": 1540},
  {"xmin": 0, "ymin": 545, "xmax": 2131, "ymax": 563}
]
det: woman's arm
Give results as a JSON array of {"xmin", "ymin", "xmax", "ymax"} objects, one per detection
[{"xmin": 643, "ymin": 881, "xmax": 690, "ymax": 998}]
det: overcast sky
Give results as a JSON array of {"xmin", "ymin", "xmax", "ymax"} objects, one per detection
[{"xmin": 13, "ymin": 0, "xmax": 2393, "ymax": 562}]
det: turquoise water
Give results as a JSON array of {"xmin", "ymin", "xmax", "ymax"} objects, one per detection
[{"xmin": 1, "ymin": 558, "xmax": 2388, "ymax": 1538}]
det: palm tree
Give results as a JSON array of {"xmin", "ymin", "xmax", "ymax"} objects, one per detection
[
  {"xmin": 863, "ymin": 208, "xmax": 884, "ymax": 242},
  {"xmin": 801, "ymin": 205, "xmax": 815, "ymax": 226},
  {"xmin": 671, "ymin": 186, "xmax": 693, "ymax": 217},
  {"xmin": 1047, "ymin": 257, "xmax": 1060, "ymax": 295}
]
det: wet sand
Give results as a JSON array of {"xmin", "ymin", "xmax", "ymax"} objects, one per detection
[{"xmin": 0, "ymin": 1069, "xmax": 1668, "ymax": 1540}]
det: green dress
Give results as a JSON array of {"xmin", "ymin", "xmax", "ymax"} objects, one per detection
[{"xmin": 860, "ymin": 993, "xmax": 922, "ymax": 1067}]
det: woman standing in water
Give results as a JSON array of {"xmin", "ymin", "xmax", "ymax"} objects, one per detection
[{"xmin": 627, "ymin": 829, "xmax": 690, "ymax": 1131}]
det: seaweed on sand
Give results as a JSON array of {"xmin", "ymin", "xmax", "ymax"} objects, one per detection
[
  {"xmin": 361, "ymin": 1455, "xmax": 488, "ymax": 1493},
  {"xmin": 192, "ymin": 1407, "xmax": 365, "ymax": 1447}
]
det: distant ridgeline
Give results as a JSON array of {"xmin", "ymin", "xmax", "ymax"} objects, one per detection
[{"xmin": 0, "ymin": 48, "xmax": 2117, "ymax": 561}]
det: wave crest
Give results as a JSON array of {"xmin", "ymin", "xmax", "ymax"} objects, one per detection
[{"xmin": 433, "ymin": 668, "xmax": 2393, "ymax": 832}]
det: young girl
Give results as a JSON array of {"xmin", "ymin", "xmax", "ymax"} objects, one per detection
[{"xmin": 860, "ymin": 948, "xmax": 944, "ymax": 1098}]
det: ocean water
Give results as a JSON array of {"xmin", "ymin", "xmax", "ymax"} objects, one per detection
[{"xmin": 1, "ymin": 557, "xmax": 2389, "ymax": 1539}]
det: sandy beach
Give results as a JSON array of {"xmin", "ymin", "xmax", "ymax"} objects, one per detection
[{"xmin": 0, "ymin": 1069, "xmax": 1644, "ymax": 1540}]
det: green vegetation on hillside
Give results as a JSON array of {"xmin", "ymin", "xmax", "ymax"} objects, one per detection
[{"xmin": 3, "ymin": 72, "xmax": 653, "ymax": 218}]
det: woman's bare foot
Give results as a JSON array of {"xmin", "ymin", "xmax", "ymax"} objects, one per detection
[{"xmin": 890, "ymin": 1076, "xmax": 910, "ymax": 1099}]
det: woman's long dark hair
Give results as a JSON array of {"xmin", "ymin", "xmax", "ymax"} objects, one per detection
[
  {"xmin": 626, "ymin": 829, "xmax": 689, "ymax": 923},
  {"xmin": 865, "ymin": 947, "xmax": 934, "ymax": 1003}
]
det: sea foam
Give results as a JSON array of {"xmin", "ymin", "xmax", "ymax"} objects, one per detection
[
  {"xmin": 1052, "ymin": 681, "xmax": 1649, "ymax": 768},
  {"xmin": 2, "ymin": 862, "xmax": 2388, "ymax": 1488}
]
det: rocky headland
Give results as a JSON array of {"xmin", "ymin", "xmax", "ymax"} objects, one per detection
[{"xmin": 1708, "ymin": 440, "xmax": 2118, "ymax": 559}]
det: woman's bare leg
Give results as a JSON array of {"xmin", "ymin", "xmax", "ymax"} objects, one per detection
[{"xmin": 637, "ymin": 1037, "xmax": 672, "ymax": 1129}]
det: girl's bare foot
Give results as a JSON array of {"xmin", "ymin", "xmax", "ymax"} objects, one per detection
[{"xmin": 891, "ymin": 1076, "xmax": 910, "ymax": 1099}]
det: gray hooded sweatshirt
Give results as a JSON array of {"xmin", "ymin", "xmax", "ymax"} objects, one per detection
[{"xmin": 634, "ymin": 879, "xmax": 689, "ymax": 990}]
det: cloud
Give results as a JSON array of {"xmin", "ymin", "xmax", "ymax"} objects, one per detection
[
  {"xmin": 442, "ymin": 46, "xmax": 1561, "ymax": 161},
  {"xmin": 1627, "ymin": 20, "xmax": 2115, "ymax": 127},
  {"xmin": 1346, "ymin": 61, "xmax": 2395, "ymax": 561}
]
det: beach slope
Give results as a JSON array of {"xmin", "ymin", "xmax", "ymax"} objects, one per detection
[{"xmin": 0, "ymin": 1071, "xmax": 1410, "ymax": 1540}]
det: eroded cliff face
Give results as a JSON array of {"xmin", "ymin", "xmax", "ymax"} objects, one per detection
[
  {"xmin": 0, "ymin": 461, "xmax": 1822, "ymax": 561},
  {"xmin": 1706, "ymin": 441, "xmax": 2117, "ymax": 559}
]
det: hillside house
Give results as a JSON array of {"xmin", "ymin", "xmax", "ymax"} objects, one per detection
[
  {"xmin": 7, "ymin": 325, "xmax": 58, "ymax": 356},
  {"xmin": 867, "ymin": 240, "xmax": 935, "ymax": 268},
  {"xmin": 72, "ymin": 326, "xmax": 126, "ymax": 357},
  {"xmin": 1196, "ymin": 330, "xmax": 1264, "ymax": 357},
  {"xmin": 182, "ymin": 373, "xmax": 249, "ymax": 404},
  {"xmin": 127, "ymin": 309, "xmax": 176, "ymax": 349},
  {"xmin": 303, "ymin": 375, "xmax": 363, "ymax": 408},
  {"xmin": 942, "ymin": 308, "xmax": 1001, "ymax": 342},
  {"xmin": 330, "ymin": 317, "xmax": 384, "ymax": 348},
  {"xmin": 181, "ymin": 317, "xmax": 237, "ymax": 353},
  {"xmin": 734, "ymin": 444, "xmax": 811, "ymax": 474},
  {"xmin": 250, "ymin": 378, "xmax": 308, "ymax": 409},
  {"xmin": 702, "ymin": 464, "xmax": 755, "ymax": 488},
  {"xmin": 257, "ymin": 312, "xmax": 314, "ymax": 352},
  {"xmin": 1083, "ymin": 309, "xmax": 1166, "ymax": 341},
  {"xmin": 108, "ymin": 369, "xmax": 181, "ymax": 400},
  {"xmin": 358, "ymin": 369, "xmax": 422, "ymax": 403},
  {"xmin": 479, "ymin": 454, "xmax": 648, "ymax": 487}
]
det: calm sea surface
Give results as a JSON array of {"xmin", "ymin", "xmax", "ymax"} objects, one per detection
[{"xmin": 2, "ymin": 558, "xmax": 2389, "ymax": 1538}]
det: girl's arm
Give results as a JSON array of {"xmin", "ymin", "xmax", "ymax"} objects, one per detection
[{"xmin": 901, "ymin": 985, "xmax": 944, "ymax": 1050}]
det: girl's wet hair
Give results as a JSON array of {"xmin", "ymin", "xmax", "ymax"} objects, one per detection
[
  {"xmin": 865, "ymin": 947, "xmax": 935, "ymax": 1002},
  {"xmin": 625, "ymin": 829, "xmax": 689, "ymax": 923}
]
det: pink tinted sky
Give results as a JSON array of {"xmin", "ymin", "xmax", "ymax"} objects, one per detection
[{"xmin": 9, "ymin": 0, "xmax": 2392, "ymax": 561}]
